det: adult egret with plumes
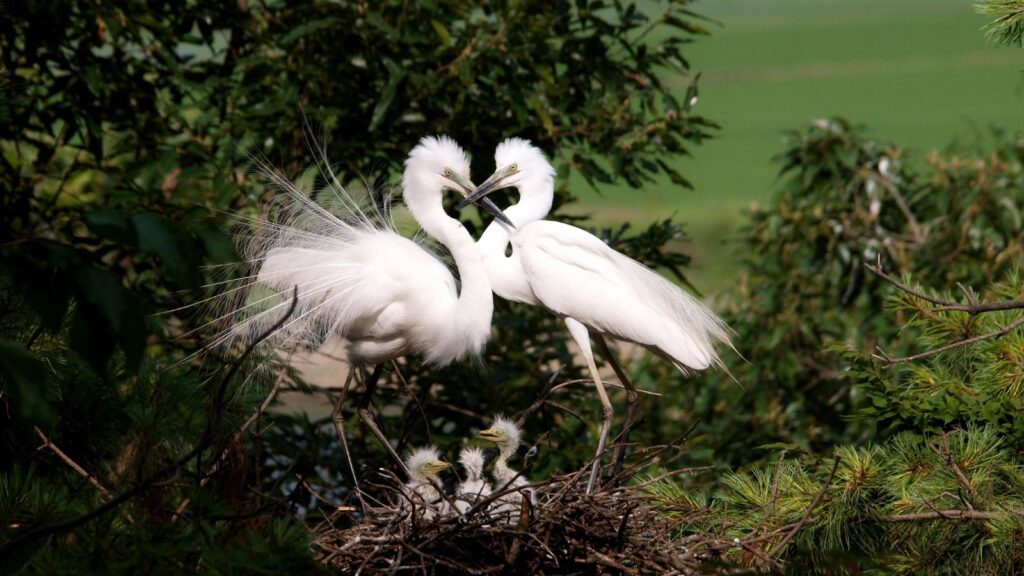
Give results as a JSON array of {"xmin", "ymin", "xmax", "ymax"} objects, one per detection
[
  {"xmin": 402, "ymin": 446, "xmax": 451, "ymax": 520},
  {"xmin": 203, "ymin": 136, "xmax": 511, "ymax": 468},
  {"xmin": 460, "ymin": 139, "xmax": 733, "ymax": 493}
]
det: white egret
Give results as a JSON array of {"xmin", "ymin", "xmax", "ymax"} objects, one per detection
[
  {"xmin": 454, "ymin": 446, "xmax": 492, "ymax": 514},
  {"xmin": 460, "ymin": 138, "xmax": 733, "ymax": 493},
  {"xmin": 205, "ymin": 135, "xmax": 511, "ymax": 468},
  {"xmin": 402, "ymin": 446, "xmax": 451, "ymax": 520},
  {"xmin": 478, "ymin": 416, "xmax": 535, "ymax": 517}
]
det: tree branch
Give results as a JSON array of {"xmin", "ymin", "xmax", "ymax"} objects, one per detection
[
  {"xmin": 866, "ymin": 261, "xmax": 1024, "ymax": 314},
  {"xmin": 773, "ymin": 454, "xmax": 841, "ymax": 554},
  {"xmin": 866, "ymin": 260, "xmax": 1024, "ymax": 364},
  {"xmin": 34, "ymin": 426, "xmax": 112, "ymax": 499},
  {"xmin": 875, "ymin": 315, "xmax": 1024, "ymax": 365},
  {"xmin": 876, "ymin": 509, "xmax": 1021, "ymax": 522}
]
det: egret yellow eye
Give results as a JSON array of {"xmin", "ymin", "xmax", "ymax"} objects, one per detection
[
  {"xmin": 509, "ymin": 163, "xmax": 519, "ymax": 172},
  {"xmin": 443, "ymin": 168, "xmax": 453, "ymax": 177}
]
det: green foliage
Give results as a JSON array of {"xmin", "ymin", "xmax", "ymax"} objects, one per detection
[
  {"xmin": 651, "ymin": 428, "xmax": 1024, "ymax": 573},
  {"xmin": 976, "ymin": 0, "xmax": 1024, "ymax": 47},
  {"xmin": 854, "ymin": 274, "xmax": 1024, "ymax": 444},
  {"xmin": 685, "ymin": 119, "xmax": 1024, "ymax": 465},
  {"xmin": 632, "ymin": 116, "xmax": 1024, "ymax": 574}
]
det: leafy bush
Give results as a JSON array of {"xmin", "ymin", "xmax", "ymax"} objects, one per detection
[{"xmin": 679, "ymin": 120, "xmax": 1024, "ymax": 466}]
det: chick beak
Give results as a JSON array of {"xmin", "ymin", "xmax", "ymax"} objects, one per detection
[{"xmin": 477, "ymin": 428, "xmax": 501, "ymax": 442}]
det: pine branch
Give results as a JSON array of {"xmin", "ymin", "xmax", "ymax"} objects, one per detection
[
  {"xmin": 773, "ymin": 454, "xmax": 841, "ymax": 554},
  {"xmin": 976, "ymin": 0, "xmax": 1024, "ymax": 47},
  {"xmin": 866, "ymin": 261, "xmax": 1024, "ymax": 314},
  {"xmin": 876, "ymin": 509, "xmax": 1023, "ymax": 522},
  {"xmin": 866, "ymin": 261, "xmax": 1024, "ymax": 364},
  {"xmin": 931, "ymin": 432, "xmax": 979, "ymax": 502}
]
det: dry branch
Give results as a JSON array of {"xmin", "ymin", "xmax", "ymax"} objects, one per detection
[{"xmin": 34, "ymin": 426, "xmax": 112, "ymax": 499}]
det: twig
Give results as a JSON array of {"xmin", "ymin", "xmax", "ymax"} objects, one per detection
[
  {"xmin": 932, "ymin": 432, "xmax": 979, "ymax": 501},
  {"xmin": 628, "ymin": 466, "xmax": 716, "ymax": 490},
  {"xmin": 866, "ymin": 261, "xmax": 1024, "ymax": 314},
  {"xmin": 34, "ymin": 426, "xmax": 112, "ymax": 499},
  {"xmin": 747, "ymin": 451, "xmax": 787, "ymax": 539},
  {"xmin": 392, "ymin": 359, "xmax": 431, "ymax": 445},
  {"xmin": 875, "ymin": 175, "xmax": 924, "ymax": 245},
  {"xmin": 332, "ymin": 369, "xmax": 367, "ymax": 514},
  {"xmin": 172, "ymin": 366, "xmax": 289, "ymax": 523},
  {"xmin": 773, "ymin": 454, "xmax": 841, "ymax": 554},
  {"xmin": 877, "ymin": 315, "xmax": 1024, "ymax": 365},
  {"xmin": 299, "ymin": 475, "xmax": 357, "ymax": 513},
  {"xmin": 238, "ymin": 370, "xmax": 286, "ymax": 434},
  {"xmin": 866, "ymin": 260, "xmax": 1024, "ymax": 364},
  {"xmin": 515, "ymin": 369, "xmax": 563, "ymax": 427},
  {"xmin": 875, "ymin": 509, "xmax": 1019, "ymax": 522}
]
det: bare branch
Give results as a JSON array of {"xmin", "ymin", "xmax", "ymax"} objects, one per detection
[
  {"xmin": 34, "ymin": 426, "xmax": 112, "ymax": 499},
  {"xmin": 875, "ymin": 175, "xmax": 924, "ymax": 245}
]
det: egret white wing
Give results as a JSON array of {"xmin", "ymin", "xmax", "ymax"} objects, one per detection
[
  {"xmin": 198, "ymin": 159, "xmax": 458, "ymax": 364},
  {"xmin": 515, "ymin": 220, "xmax": 730, "ymax": 371}
]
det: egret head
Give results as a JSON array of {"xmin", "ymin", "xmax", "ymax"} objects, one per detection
[
  {"xmin": 458, "ymin": 446, "xmax": 487, "ymax": 481},
  {"xmin": 402, "ymin": 135, "xmax": 513, "ymax": 226},
  {"xmin": 456, "ymin": 137, "xmax": 556, "ymax": 212},
  {"xmin": 405, "ymin": 446, "xmax": 451, "ymax": 482},
  {"xmin": 477, "ymin": 415, "xmax": 522, "ymax": 456}
]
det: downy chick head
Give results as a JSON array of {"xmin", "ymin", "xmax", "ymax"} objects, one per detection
[
  {"xmin": 477, "ymin": 415, "xmax": 522, "ymax": 457},
  {"xmin": 458, "ymin": 446, "xmax": 488, "ymax": 482},
  {"xmin": 404, "ymin": 445, "xmax": 450, "ymax": 483}
]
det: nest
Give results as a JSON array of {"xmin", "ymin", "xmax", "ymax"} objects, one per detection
[{"xmin": 314, "ymin": 444, "xmax": 721, "ymax": 575}]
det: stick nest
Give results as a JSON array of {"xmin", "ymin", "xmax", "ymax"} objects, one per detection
[{"xmin": 314, "ymin": 458, "xmax": 717, "ymax": 575}]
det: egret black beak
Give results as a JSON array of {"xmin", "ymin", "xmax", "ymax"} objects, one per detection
[
  {"xmin": 471, "ymin": 196, "xmax": 515, "ymax": 228},
  {"xmin": 448, "ymin": 172, "xmax": 515, "ymax": 228},
  {"xmin": 456, "ymin": 168, "xmax": 514, "ymax": 210}
]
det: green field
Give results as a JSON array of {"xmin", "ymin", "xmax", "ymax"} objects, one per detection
[{"xmin": 569, "ymin": 0, "xmax": 1024, "ymax": 293}]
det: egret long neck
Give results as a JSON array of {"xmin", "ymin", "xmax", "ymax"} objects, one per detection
[
  {"xmin": 476, "ymin": 177, "xmax": 553, "ymax": 305},
  {"xmin": 477, "ymin": 178, "xmax": 553, "ymax": 253},
  {"xmin": 494, "ymin": 455, "xmax": 514, "ymax": 484},
  {"xmin": 411, "ymin": 200, "xmax": 493, "ymax": 343}
]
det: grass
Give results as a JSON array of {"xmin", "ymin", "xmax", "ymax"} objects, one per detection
[{"xmin": 567, "ymin": 0, "xmax": 1024, "ymax": 294}]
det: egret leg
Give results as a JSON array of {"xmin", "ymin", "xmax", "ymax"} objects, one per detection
[
  {"xmin": 332, "ymin": 368, "xmax": 367, "ymax": 513},
  {"xmin": 357, "ymin": 364, "xmax": 408, "ymax": 472},
  {"xmin": 565, "ymin": 317, "xmax": 612, "ymax": 494},
  {"xmin": 594, "ymin": 333, "xmax": 640, "ymax": 478}
]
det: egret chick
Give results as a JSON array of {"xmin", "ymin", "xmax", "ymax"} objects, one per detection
[
  {"xmin": 402, "ymin": 446, "xmax": 451, "ymax": 521},
  {"xmin": 478, "ymin": 416, "xmax": 535, "ymax": 518},
  {"xmin": 455, "ymin": 447, "xmax": 492, "ymax": 514}
]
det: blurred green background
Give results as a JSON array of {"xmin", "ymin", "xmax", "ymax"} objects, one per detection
[{"xmin": 570, "ymin": 0, "xmax": 1024, "ymax": 291}]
